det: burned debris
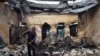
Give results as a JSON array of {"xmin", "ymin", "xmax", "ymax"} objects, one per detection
[
  {"xmin": 0, "ymin": 36, "xmax": 6, "ymax": 49},
  {"xmin": 31, "ymin": 34, "xmax": 97, "ymax": 56},
  {"xmin": 31, "ymin": 36, "xmax": 99, "ymax": 56}
]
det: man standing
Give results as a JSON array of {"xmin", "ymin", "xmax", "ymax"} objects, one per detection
[{"xmin": 22, "ymin": 27, "xmax": 36, "ymax": 56}]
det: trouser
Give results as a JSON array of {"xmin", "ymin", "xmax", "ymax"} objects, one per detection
[{"xmin": 27, "ymin": 44, "xmax": 35, "ymax": 56}]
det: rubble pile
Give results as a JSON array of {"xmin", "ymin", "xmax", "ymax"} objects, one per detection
[
  {"xmin": 0, "ymin": 47, "xmax": 9, "ymax": 56},
  {"xmin": 0, "ymin": 45, "xmax": 28, "ymax": 56},
  {"xmin": 0, "ymin": 36, "xmax": 6, "ymax": 49},
  {"xmin": 0, "ymin": 34, "xmax": 100, "ymax": 56},
  {"xmin": 8, "ymin": 44, "xmax": 100, "ymax": 56},
  {"xmin": 0, "ymin": 43, "xmax": 100, "ymax": 56},
  {"xmin": 33, "ymin": 36, "xmax": 100, "ymax": 56}
]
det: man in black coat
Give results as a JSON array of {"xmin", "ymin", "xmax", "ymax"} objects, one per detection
[{"xmin": 22, "ymin": 26, "xmax": 36, "ymax": 56}]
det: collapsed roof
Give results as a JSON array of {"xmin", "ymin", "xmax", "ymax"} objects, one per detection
[
  {"xmin": 7, "ymin": 0, "xmax": 99, "ymax": 20},
  {"xmin": 27, "ymin": 0, "xmax": 98, "ymax": 13},
  {"xmin": 8, "ymin": 0, "xmax": 99, "ymax": 13}
]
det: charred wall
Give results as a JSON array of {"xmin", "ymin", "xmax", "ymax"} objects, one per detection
[
  {"xmin": 23, "ymin": 13, "xmax": 78, "ymax": 42},
  {"xmin": 79, "ymin": 5, "xmax": 100, "ymax": 46},
  {"xmin": 0, "ymin": 3, "xmax": 18, "ymax": 44}
]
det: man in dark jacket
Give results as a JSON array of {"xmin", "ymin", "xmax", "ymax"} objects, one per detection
[{"xmin": 22, "ymin": 26, "xmax": 36, "ymax": 56}]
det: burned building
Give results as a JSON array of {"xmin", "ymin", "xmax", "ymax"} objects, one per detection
[{"xmin": 0, "ymin": 0, "xmax": 100, "ymax": 56}]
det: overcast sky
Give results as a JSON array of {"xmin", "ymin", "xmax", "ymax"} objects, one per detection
[{"xmin": 27, "ymin": 0, "xmax": 86, "ymax": 4}]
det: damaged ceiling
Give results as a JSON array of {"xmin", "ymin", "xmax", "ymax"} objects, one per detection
[{"xmin": 3, "ymin": 0, "xmax": 98, "ymax": 20}]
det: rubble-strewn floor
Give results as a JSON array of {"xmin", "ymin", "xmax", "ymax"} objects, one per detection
[
  {"xmin": 1, "ymin": 45, "xmax": 100, "ymax": 56},
  {"xmin": 0, "ymin": 35, "xmax": 99, "ymax": 56}
]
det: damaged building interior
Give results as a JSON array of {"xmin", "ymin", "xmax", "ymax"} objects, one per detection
[{"xmin": 0, "ymin": 0, "xmax": 100, "ymax": 56}]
